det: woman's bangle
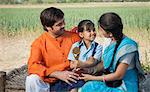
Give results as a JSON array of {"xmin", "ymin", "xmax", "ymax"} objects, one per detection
[{"xmin": 103, "ymin": 76, "xmax": 106, "ymax": 82}]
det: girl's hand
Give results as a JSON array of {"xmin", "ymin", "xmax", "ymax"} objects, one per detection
[
  {"xmin": 80, "ymin": 74, "xmax": 94, "ymax": 81},
  {"xmin": 70, "ymin": 60, "xmax": 79, "ymax": 69}
]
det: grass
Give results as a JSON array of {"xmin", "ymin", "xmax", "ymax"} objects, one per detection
[{"xmin": 0, "ymin": 6, "xmax": 150, "ymax": 32}]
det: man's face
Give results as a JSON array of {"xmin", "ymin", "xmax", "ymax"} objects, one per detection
[{"xmin": 47, "ymin": 18, "xmax": 65, "ymax": 38}]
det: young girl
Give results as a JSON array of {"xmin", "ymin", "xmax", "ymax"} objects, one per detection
[
  {"xmin": 68, "ymin": 19, "xmax": 103, "ymax": 72},
  {"xmin": 80, "ymin": 13, "xmax": 145, "ymax": 92}
]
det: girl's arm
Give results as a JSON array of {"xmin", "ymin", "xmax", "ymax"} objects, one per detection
[
  {"xmin": 79, "ymin": 44, "xmax": 103, "ymax": 68},
  {"xmin": 78, "ymin": 57, "xmax": 99, "ymax": 68}
]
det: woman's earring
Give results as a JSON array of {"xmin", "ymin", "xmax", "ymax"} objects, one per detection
[{"xmin": 109, "ymin": 34, "xmax": 112, "ymax": 37}]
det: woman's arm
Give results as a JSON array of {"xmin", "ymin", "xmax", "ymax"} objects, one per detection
[
  {"xmin": 81, "ymin": 62, "xmax": 128, "ymax": 81},
  {"xmin": 80, "ymin": 52, "xmax": 136, "ymax": 81}
]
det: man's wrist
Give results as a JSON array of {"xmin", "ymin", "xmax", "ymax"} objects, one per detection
[
  {"xmin": 49, "ymin": 71, "xmax": 62, "ymax": 79},
  {"xmin": 47, "ymin": 74, "xmax": 53, "ymax": 78}
]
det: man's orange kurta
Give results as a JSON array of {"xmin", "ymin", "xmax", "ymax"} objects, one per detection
[{"xmin": 28, "ymin": 31, "xmax": 80, "ymax": 83}]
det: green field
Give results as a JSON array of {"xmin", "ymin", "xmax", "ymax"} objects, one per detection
[
  {"xmin": 0, "ymin": 3, "xmax": 150, "ymax": 72},
  {"xmin": 0, "ymin": 6, "xmax": 150, "ymax": 32}
]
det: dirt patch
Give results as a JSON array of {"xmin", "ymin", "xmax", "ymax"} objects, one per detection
[
  {"xmin": 0, "ymin": 31, "xmax": 41, "ymax": 72},
  {"xmin": 0, "ymin": 31, "xmax": 150, "ymax": 73}
]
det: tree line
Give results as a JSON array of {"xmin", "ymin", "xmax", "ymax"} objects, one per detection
[{"xmin": 0, "ymin": 0, "xmax": 149, "ymax": 4}]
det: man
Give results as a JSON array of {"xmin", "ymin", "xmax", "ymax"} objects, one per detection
[{"xmin": 26, "ymin": 7, "xmax": 83, "ymax": 92}]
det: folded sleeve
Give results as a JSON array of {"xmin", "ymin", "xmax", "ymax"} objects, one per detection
[
  {"xmin": 28, "ymin": 43, "xmax": 47, "ymax": 78},
  {"xmin": 93, "ymin": 44, "xmax": 103, "ymax": 62},
  {"xmin": 119, "ymin": 52, "xmax": 135, "ymax": 70},
  {"xmin": 119, "ymin": 53, "xmax": 135, "ymax": 64},
  {"xmin": 45, "ymin": 60, "xmax": 70, "ymax": 77}
]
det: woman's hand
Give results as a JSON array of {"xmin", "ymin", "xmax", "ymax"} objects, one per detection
[{"xmin": 80, "ymin": 74, "xmax": 95, "ymax": 81}]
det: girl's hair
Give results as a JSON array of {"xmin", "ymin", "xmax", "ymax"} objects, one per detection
[
  {"xmin": 98, "ymin": 12, "xmax": 123, "ymax": 67},
  {"xmin": 78, "ymin": 20, "xmax": 95, "ymax": 33}
]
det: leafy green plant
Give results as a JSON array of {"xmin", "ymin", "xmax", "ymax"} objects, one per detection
[
  {"xmin": 141, "ymin": 50, "xmax": 150, "ymax": 73},
  {"xmin": 142, "ymin": 63, "xmax": 150, "ymax": 73}
]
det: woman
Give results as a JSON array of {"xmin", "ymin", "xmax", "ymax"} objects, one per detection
[{"xmin": 80, "ymin": 12, "xmax": 145, "ymax": 92}]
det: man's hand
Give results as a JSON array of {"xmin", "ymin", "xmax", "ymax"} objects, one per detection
[{"xmin": 50, "ymin": 71, "xmax": 79, "ymax": 85}]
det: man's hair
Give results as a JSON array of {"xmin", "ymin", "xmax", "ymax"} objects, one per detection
[{"xmin": 40, "ymin": 7, "xmax": 64, "ymax": 31}]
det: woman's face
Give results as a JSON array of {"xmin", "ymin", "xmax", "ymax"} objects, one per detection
[{"xmin": 98, "ymin": 26, "xmax": 111, "ymax": 38}]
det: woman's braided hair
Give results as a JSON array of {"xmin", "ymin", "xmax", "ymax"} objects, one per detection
[{"xmin": 98, "ymin": 12, "xmax": 123, "ymax": 67}]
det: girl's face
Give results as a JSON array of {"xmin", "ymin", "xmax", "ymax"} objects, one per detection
[{"xmin": 79, "ymin": 28, "xmax": 96, "ymax": 42}]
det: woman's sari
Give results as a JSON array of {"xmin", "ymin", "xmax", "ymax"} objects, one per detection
[{"xmin": 81, "ymin": 37, "xmax": 144, "ymax": 92}]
